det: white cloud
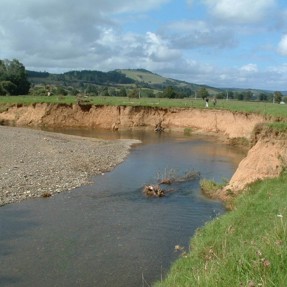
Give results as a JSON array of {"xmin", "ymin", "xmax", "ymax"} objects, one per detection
[
  {"xmin": 164, "ymin": 20, "xmax": 236, "ymax": 49},
  {"xmin": 144, "ymin": 32, "xmax": 181, "ymax": 62},
  {"xmin": 0, "ymin": 0, "xmax": 286, "ymax": 90},
  {"xmin": 240, "ymin": 64, "xmax": 258, "ymax": 73},
  {"xmin": 278, "ymin": 34, "xmax": 287, "ymax": 56},
  {"xmin": 202, "ymin": 0, "xmax": 276, "ymax": 24},
  {"xmin": 0, "ymin": 0, "xmax": 171, "ymax": 70}
]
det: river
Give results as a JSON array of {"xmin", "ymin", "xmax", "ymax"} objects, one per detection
[{"xmin": 0, "ymin": 129, "xmax": 245, "ymax": 287}]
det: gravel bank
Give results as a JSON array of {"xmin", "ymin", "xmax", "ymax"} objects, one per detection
[{"xmin": 0, "ymin": 126, "xmax": 140, "ymax": 206}]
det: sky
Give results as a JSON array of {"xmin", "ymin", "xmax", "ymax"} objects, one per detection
[{"xmin": 1, "ymin": 0, "xmax": 287, "ymax": 90}]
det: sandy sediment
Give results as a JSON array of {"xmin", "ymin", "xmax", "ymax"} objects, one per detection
[
  {"xmin": 0, "ymin": 103, "xmax": 266, "ymax": 139},
  {"xmin": 0, "ymin": 125, "xmax": 140, "ymax": 206}
]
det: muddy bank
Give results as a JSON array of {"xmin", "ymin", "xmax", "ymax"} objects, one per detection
[
  {"xmin": 221, "ymin": 127, "xmax": 287, "ymax": 197},
  {"xmin": 1, "ymin": 103, "xmax": 286, "ymax": 196},
  {"xmin": 0, "ymin": 125, "xmax": 139, "ymax": 206},
  {"xmin": 0, "ymin": 103, "xmax": 265, "ymax": 139}
]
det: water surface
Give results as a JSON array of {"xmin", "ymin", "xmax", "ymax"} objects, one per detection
[{"xmin": 0, "ymin": 129, "xmax": 245, "ymax": 287}]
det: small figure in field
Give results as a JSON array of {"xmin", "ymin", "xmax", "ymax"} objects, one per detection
[
  {"xmin": 212, "ymin": 97, "xmax": 217, "ymax": 107},
  {"xmin": 205, "ymin": 97, "xmax": 209, "ymax": 108}
]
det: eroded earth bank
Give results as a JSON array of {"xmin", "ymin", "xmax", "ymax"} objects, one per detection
[{"xmin": 1, "ymin": 103, "xmax": 286, "ymax": 204}]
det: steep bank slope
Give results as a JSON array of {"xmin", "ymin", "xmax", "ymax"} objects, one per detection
[
  {"xmin": 0, "ymin": 103, "xmax": 265, "ymax": 139},
  {"xmin": 2, "ymin": 103, "xmax": 285, "ymax": 193},
  {"xmin": 222, "ymin": 125, "xmax": 287, "ymax": 195}
]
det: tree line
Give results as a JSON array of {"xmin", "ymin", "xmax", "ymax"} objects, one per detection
[
  {"xmin": 28, "ymin": 70, "xmax": 136, "ymax": 85},
  {"xmin": 1, "ymin": 59, "xmax": 285, "ymax": 102},
  {"xmin": 0, "ymin": 59, "xmax": 30, "ymax": 95},
  {"xmin": 197, "ymin": 87, "xmax": 285, "ymax": 103}
]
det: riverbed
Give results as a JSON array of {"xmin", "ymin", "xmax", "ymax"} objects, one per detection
[{"xmin": 0, "ymin": 128, "xmax": 245, "ymax": 286}]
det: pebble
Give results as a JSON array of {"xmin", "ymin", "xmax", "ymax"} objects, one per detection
[{"xmin": 0, "ymin": 125, "xmax": 138, "ymax": 206}]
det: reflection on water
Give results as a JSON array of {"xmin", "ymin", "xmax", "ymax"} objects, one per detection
[{"xmin": 0, "ymin": 129, "xmax": 246, "ymax": 287}]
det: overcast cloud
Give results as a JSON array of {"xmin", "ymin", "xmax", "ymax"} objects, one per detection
[{"xmin": 1, "ymin": 0, "xmax": 287, "ymax": 90}]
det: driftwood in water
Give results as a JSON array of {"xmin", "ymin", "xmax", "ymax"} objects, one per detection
[
  {"xmin": 158, "ymin": 170, "xmax": 200, "ymax": 185},
  {"xmin": 155, "ymin": 122, "xmax": 164, "ymax": 132},
  {"xmin": 160, "ymin": 178, "xmax": 173, "ymax": 185},
  {"xmin": 144, "ymin": 170, "xmax": 200, "ymax": 199},
  {"xmin": 143, "ymin": 185, "xmax": 165, "ymax": 197}
]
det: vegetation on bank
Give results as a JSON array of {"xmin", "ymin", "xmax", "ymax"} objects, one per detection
[
  {"xmin": 199, "ymin": 179, "xmax": 226, "ymax": 197},
  {"xmin": 155, "ymin": 171, "xmax": 287, "ymax": 287}
]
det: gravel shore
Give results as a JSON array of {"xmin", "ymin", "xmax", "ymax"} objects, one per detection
[{"xmin": 0, "ymin": 126, "xmax": 140, "ymax": 206}]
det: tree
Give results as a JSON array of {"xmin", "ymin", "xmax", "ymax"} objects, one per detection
[
  {"xmin": 274, "ymin": 91, "xmax": 282, "ymax": 103},
  {"xmin": 97, "ymin": 87, "xmax": 110, "ymax": 97},
  {"xmin": 0, "ymin": 81, "xmax": 17, "ymax": 95},
  {"xmin": 0, "ymin": 59, "xmax": 30, "ymax": 95},
  {"xmin": 162, "ymin": 86, "xmax": 177, "ymax": 98},
  {"xmin": 258, "ymin": 93, "xmax": 268, "ymax": 101},
  {"xmin": 216, "ymin": 92, "xmax": 225, "ymax": 99},
  {"xmin": 85, "ymin": 84, "xmax": 98, "ymax": 95},
  {"xmin": 197, "ymin": 87, "xmax": 209, "ymax": 99},
  {"xmin": 128, "ymin": 88, "xmax": 139, "ymax": 98},
  {"xmin": 143, "ymin": 89, "xmax": 155, "ymax": 98},
  {"xmin": 243, "ymin": 91, "xmax": 252, "ymax": 101},
  {"xmin": 118, "ymin": 87, "xmax": 127, "ymax": 97},
  {"xmin": 56, "ymin": 86, "xmax": 68, "ymax": 96},
  {"xmin": 235, "ymin": 92, "xmax": 244, "ymax": 101}
]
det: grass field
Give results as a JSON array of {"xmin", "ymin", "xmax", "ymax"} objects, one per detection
[
  {"xmin": 154, "ymin": 172, "xmax": 287, "ymax": 287},
  {"xmin": 0, "ymin": 95, "xmax": 287, "ymax": 118}
]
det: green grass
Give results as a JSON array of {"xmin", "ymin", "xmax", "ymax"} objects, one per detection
[
  {"xmin": 199, "ymin": 179, "xmax": 226, "ymax": 197},
  {"xmin": 154, "ymin": 172, "xmax": 287, "ymax": 287},
  {"xmin": 0, "ymin": 95, "xmax": 76, "ymax": 105},
  {"xmin": 118, "ymin": 69, "xmax": 167, "ymax": 84},
  {"xmin": 266, "ymin": 122, "xmax": 287, "ymax": 133},
  {"xmin": 1, "ymin": 96, "xmax": 287, "ymax": 118}
]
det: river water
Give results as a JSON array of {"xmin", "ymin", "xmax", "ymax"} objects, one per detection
[{"xmin": 0, "ymin": 129, "xmax": 245, "ymax": 287}]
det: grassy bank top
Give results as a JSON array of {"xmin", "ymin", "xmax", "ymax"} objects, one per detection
[
  {"xmin": 155, "ymin": 171, "xmax": 287, "ymax": 287},
  {"xmin": 0, "ymin": 95, "xmax": 287, "ymax": 119}
]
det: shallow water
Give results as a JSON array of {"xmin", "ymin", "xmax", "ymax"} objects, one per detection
[{"xmin": 0, "ymin": 129, "xmax": 245, "ymax": 287}]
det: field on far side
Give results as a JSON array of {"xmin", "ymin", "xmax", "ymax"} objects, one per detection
[{"xmin": 0, "ymin": 95, "xmax": 287, "ymax": 118}]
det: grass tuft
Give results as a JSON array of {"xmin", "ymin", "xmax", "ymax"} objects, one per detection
[{"xmin": 199, "ymin": 179, "xmax": 225, "ymax": 197}]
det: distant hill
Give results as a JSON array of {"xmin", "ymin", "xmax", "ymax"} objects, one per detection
[
  {"xmin": 27, "ymin": 69, "xmax": 135, "ymax": 86},
  {"xmin": 27, "ymin": 68, "xmax": 278, "ymax": 97},
  {"xmin": 116, "ymin": 69, "xmax": 223, "ymax": 95},
  {"xmin": 27, "ymin": 68, "xmax": 221, "ymax": 95}
]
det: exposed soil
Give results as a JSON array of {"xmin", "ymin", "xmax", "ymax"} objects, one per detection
[
  {"xmin": 221, "ymin": 131, "xmax": 287, "ymax": 198},
  {"xmin": 1, "ymin": 103, "xmax": 286, "ymax": 203},
  {"xmin": 0, "ymin": 103, "xmax": 265, "ymax": 139},
  {"xmin": 0, "ymin": 125, "xmax": 139, "ymax": 206}
]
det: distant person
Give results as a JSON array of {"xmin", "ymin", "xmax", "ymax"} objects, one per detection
[
  {"xmin": 205, "ymin": 97, "xmax": 209, "ymax": 108},
  {"xmin": 212, "ymin": 97, "xmax": 217, "ymax": 106}
]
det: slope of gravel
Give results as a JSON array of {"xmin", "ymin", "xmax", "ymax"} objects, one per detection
[{"xmin": 0, "ymin": 126, "xmax": 140, "ymax": 206}]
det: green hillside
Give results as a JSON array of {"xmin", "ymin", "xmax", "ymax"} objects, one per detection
[
  {"xmin": 27, "ymin": 68, "xmax": 281, "ymax": 101},
  {"xmin": 27, "ymin": 69, "xmax": 220, "ymax": 94},
  {"xmin": 117, "ymin": 69, "xmax": 171, "ymax": 84}
]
